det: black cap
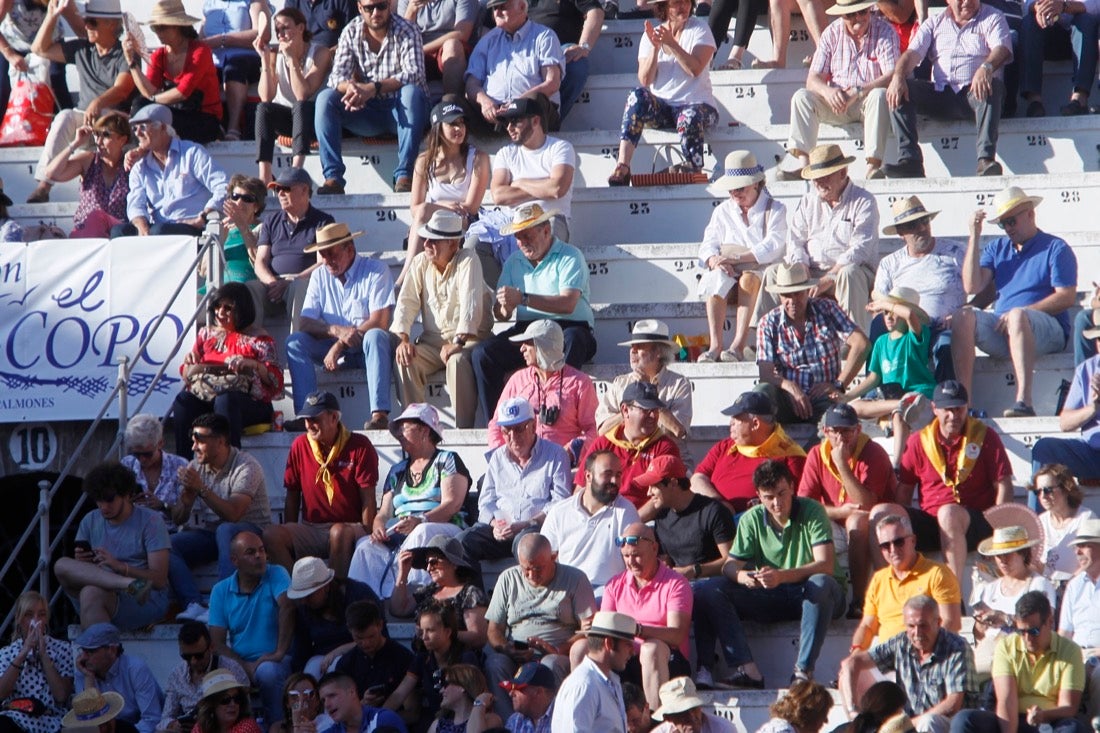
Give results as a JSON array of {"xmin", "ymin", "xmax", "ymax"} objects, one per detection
[
  {"xmin": 430, "ymin": 101, "xmax": 465, "ymax": 126},
  {"xmin": 932, "ymin": 380, "xmax": 969, "ymax": 408},
  {"xmin": 822, "ymin": 403, "xmax": 859, "ymax": 428},
  {"xmin": 268, "ymin": 167, "xmax": 314, "ymax": 190},
  {"xmin": 720, "ymin": 390, "xmax": 774, "ymax": 417},
  {"xmin": 298, "ymin": 390, "xmax": 340, "ymax": 418},
  {"xmin": 622, "ymin": 381, "xmax": 666, "ymax": 410},
  {"xmin": 497, "ymin": 97, "xmax": 541, "ymax": 120}
]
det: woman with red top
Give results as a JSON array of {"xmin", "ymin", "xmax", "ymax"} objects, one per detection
[
  {"xmin": 123, "ymin": 0, "xmax": 223, "ymax": 143},
  {"xmin": 172, "ymin": 282, "xmax": 283, "ymax": 459},
  {"xmin": 191, "ymin": 670, "xmax": 262, "ymax": 733}
]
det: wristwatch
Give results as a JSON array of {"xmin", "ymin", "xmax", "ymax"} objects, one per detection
[
  {"xmin": 579, "ymin": 42, "xmax": 591, "ymax": 51},
  {"xmin": 693, "ymin": 563, "xmax": 703, "ymax": 578},
  {"xmin": 452, "ymin": 335, "xmax": 467, "ymax": 347},
  {"xmin": 832, "ymin": 380, "xmax": 845, "ymax": 392},
  {"xmin": 373, "ymin": 80, "xmax": 383, "ymax": 96},
  {"xmin": 980, "ymin": 62, "xmax": 993, "ymax": 73},
  {"xmin": 521, "ymin": 291, "xmax": 529, "ymax": 306}
]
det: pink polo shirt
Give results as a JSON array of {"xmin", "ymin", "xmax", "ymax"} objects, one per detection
[{"xmin": 601, "ymin": 564, "xmax": 693, "ymax": 656}]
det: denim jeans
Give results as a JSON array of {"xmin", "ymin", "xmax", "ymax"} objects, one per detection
[
  {"xmin": 559, "ymin": 56, "xmax": 590, "ymax": 120},
  {"xmin": 951, "ymin": 710, "xmax": 1090, "ymax": 733},
  {"xmin": 255, "ymin": 656, "xmax": 293, "ymax": 723},
  {"xmin": 1020, "ymin": 10, "xmax": 1100, "ymax": 96},
  {"xmin": 891, "ymin": 78, "xmax": 1003, "ymax": 163},
  {"xmin": 168, "ymin": 521, "xmax": 262, "ymax": 606},
  {"xmin": 693, "ymin": 573, "xmax": 844, "ymax": 674},
  {"xmin": 313, "ymin": 84, "xmax": 428, "ymax": 186},
  {"xmin": 285, "ymin": 329, "xmax": 394, "ymax": 414},
  {"xmin": 1073, "ymin": 308, "xmax": 1098, "ymax": 365}
]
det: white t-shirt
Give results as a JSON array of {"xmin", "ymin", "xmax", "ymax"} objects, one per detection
[
  {"xmin": 541, "ymin": 493, "xmax": 641, "ymax": 591},
  {"xmin": 1039, "ymin": 507, "xmax": 1097, "ymax": 579},
  {"xmin": 637, "ymin": 16, "xmax": 717, "ymax": 108},
  {"xmin": 969, "ymin": 572, "xmax": 1057, "ymax": 617},
  {"xmin": 273, "ymin": 43, "xmax": 325, "ymax": 107},
  {"xmin": 873, "ymin": 238, "xmax": 966, "ymax": 324},
  {"xmin": 492, "ymin": 136, "xmax": 576, "ymax": 220}
]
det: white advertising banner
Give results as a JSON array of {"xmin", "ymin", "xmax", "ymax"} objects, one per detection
[{"xmin": 0, "ymin": 236, "xmax": 197, "ymax": 422}]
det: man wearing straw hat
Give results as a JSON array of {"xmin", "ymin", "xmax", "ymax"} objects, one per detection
[
  {"xmin": 26, "ymin": 0, "xmax": 134, "ymax": 204},
  {"xmin": 391, "ymin": 209, "xmax": 493, "ymax": 428},
  {"xmin": 754, "ymin": 144, "xmax": 879, "ymax": 333},
  {"xmin": 951, "ymin": 186, "xmax": 1078, "ymax": 418},
  {"xmin": 286, "ymin": 222, "xmax": 396, "ymax": 431},
  {"xmin": 63, "ymin": 689, "xmax": 135, "ymax": 733},
  {"xmin": 552, "ymin": 610, "xmax": 637, "ymax": 733},
  {"xmin": 775, "ymin": 0, "xmax": 899, "ymax": 182},
  {"xmin": 696, "ymin": 151, "xmax": 786, "ymax": 365},
  {"xmin": 1059, "ymin": 517, "xmax": 1100, "ymax": 721},
  {"xmin": 874, "ymin": 195, "xmax": 965, "ymax": 382}
]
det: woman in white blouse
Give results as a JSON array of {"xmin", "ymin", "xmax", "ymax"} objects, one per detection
[{"xmin": 1032, "ymin": 463, "xmax": 1096, "ymax": 582}]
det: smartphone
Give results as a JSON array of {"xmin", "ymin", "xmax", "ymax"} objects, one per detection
[
  {"xmin": 512, "ymin": 640, "xmax": 529, "ymax": 651},
  {"xmin": 74, "ymin": 540, "xmax": 92, "ymax": 554}
]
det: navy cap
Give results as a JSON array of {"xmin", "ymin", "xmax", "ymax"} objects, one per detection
[
  {"xmin": 720, "ymin": 390, "xmax": 774, "ymax": 417},
  {"xmin": 932, "ymin": 380, "xmax": 969, "ymax": 408},
  {"xmin": 74, "ymin": 623, "xmax": 120, "ymax": 649},
  {"xmin": 297, "ymin": 391, "xmax": 340, "ymax": 418},
  {"xmin": 497, "ymin": 97, "xmax": 541, "ymax": 120},
  {"xmin": 268, "ymin": 167, "xmax": 314, "ymax": 190},
  {"xmin": 822, "ymin": 403, "xmax": 859, "ymax": 429},
  {"xmin": 500, "ymin": 662, "xmax": 557, "ymax": 691},
  {"xmin": 622, "ymin": 381, "xmax": 666, "ymax": 410}
]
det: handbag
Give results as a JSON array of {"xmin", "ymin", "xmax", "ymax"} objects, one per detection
[
  {"xmin": 0, "ymin": 72, "xmax": 56, "ymax": 147},
  {"xmin": 186, "ymin": 365, "xmax": 254, "ymax": 401},
  {"xmin": 2, "ymin": 697, "xmax": 46, "ymax": 717}
]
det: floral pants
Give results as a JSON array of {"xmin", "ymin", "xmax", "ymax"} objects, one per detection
[{"xmin": 619, "ymin": 86, "xmax": 719, "ymax": 169}]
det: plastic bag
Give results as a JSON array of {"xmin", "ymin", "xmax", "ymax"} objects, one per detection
[{"xmin": 0, "ymin": 72, "xmax": 55, "ymax": 147}]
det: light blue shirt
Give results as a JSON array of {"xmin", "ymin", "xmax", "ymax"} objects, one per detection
[
  {"xmin": 202, "ymin": 0, "xmax": 259, "ymax": 67},
  {"xmin": 499, "ymin": 238, "xmax": 594, "ymax": 327},
  {"xmin": 126, "ymin": 137, "xmax": 228, "ymax": 225},
  {"xmin": 75, "ymin": 655, "xmax": 164, "ymax": 733},
  {"xmin": 320, "ymin": 705, "xmax": 407, "ymax": 733},
  {"xmin": 466, "ymin": 19, "xmax": 564, "ymax": 104},
  {"xmin": 479, "ymin": 437, "xmax": 571, "ymax": 524},
  {"xmin": 550, "ymin": 656, "xmax": 626, "ymax": 733},
  {"xmin": 1065, "ymin": 354, "xmax": 1100, "ymax": 448},
  {"xmin": 208, "ymin": 564, "xmax": 291, "ymax": 661},
  {"xmin": 301, "ymin": 255, "xmax": 396, "ymax": 325}
]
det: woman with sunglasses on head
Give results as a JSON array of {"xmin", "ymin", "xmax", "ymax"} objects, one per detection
[
  {"xmin": 396, "ymin": 100, "xmax": 490, "ymax": 289},
  {"xmin": 41, "ymin": 111, "xmax": 131, "ymax": 238},
  {"xmin": 1032, "ymin": 464, "xmax": 1096, "ymax": 582},
  {"xmin": 0, "ymin": 591, "xmax": 74, "ymax": 733},
  {"xmin": 121, "ymin": 413, "xmax": 189, "ymax": 518},
  {"xmin": 267, "ymin": 673, "xmax": 333, "ymax": 733},
  {"xmin": 428, "ymin": 664, "xmax": 500, "ymax": 733},
  {"xmin": 191, "ymin": 670, "xmax": 260, "ymax": 733},
  {"xmin": 254, "ymin": 7, "xmax": 332, "ymax": 184},
  {"xmin": 211, "ymin": 174, "xmax": 268, "ymax": 323}
]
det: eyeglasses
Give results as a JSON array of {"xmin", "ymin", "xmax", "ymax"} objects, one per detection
[
  {"xmin": 179, "ymin": 650, "xmax": 207, "ymax": 661},
  {"xmin": 615, "ymin": 535, "xmax": 654, "ymax": 547},
  {"xmin": 1031, "ymin": 486, "xmax": 1057, "ymax": 496},
  {"xmin": 996, "ymin": 215, "xmax": 1018, "ymax": 229},
  {"xmin": 878, "ymin": 536, "xmax": 911, "ymax": 551},
  {"xmin": 230, "ymin": 193, "xmax": 257, "ymax": 203},
  {"xmin": 129, "ymin": 450, "xmax": 155, "ymax": 459},
  {"xmin": 190, "ymin": 431, "xmax": 215, "ymax": 443},
  {"xmin": 1013, "ymin": 625, "xmax": 1042, "ymax": 637},
  {"xmin": 217, "ymin": 694, "xmax": 244, "ymax": 706},
  {"xmin": 360, "ymin": 2, "xmax": 388, "ymax": 12},
  {"xmin": 287, "ymin": 690, "xmax": 316, "ymax": 699}
]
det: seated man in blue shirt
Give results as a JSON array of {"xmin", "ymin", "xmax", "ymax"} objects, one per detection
[
  {"xmin": 951, "ymin": 186, "xmax": 1078, "ymax": 418},
  {"xmin": 111, "ymin": 104, "xmax": 228, "ymax": 238},
  {"xmin": 319, "ymin": 672, "xmax": 407, "ymax": 733},
  {"xmin": 285, "ymin": 222, "xmax": 396, "ymax": 431},
  {"xmin": 73, "ymin": 623, "xmax": 164, "ymax": 733}
]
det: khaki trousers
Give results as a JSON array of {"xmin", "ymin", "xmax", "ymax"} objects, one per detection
[
  {"xmin": 395, "ymin": 331, "xmax": 479, "ymax": 427},
  {"xmin": 788, "ymin": 87, "xmax": 890, "ymax": 163}
]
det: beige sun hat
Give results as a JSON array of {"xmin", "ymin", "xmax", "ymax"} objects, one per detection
[
  {"xmin": 712, "ymin": 150, "xmax": 766, "ymax": 191},
  {"xmin": 826, "ymin": 0, "xmax": 877, "ymax": 14},
  {"xmin": 62, "ymin": 690, "xmax": 125, "ymax": 729},
  {"xmin": 583, "ymin": 611, "xmax": 638, "ymax": 641},
  {"xmin": 143, "ymin": 0, "xmax": 202, "ymax": 25},
  {"xmin": 872, "ymin": 286, "xmax": 930, "ymax": 323},
  {"xmin": 200, "ymin": 670, "xmax": 248, "ymax": 700},
  {"xmin": 286, "ymin": 556, "xmax": 335, "ymax": 600},
  {"xmin": 1070, "ymin": 517, "xmax": 1100, "ymax": 545},
  {"xmin": 1081, "ymin": 308, "xmax": 1100, "ymax": 340},
  {"xmin": 977, "ymin": 525, "xmax": 1041, "ymax": 557},
  {"xmin": 882, "ymin": 195, "xmax": 940, "ymax": 235},
  {"xmin": 653, "ymin": 677, "xmax": 706, "ymax": 721},
  {"xmin": 988, "ymin": 186, "xmax": 1043, "ymax": 224},
  {"xmin": 500, "ymin": 203, "xmax": 558, "ymax": 235},
  {"xmin": 801, "ymin": 143, "xmax": 855, "ymax": 180},
  {"xmin": 765, "ymin": 262, "xmax": 818, "ymax": 294},
  {"xmin": 618, "ymin": 319, "xmax": 678, "ymax": 348},
  {"xmin": 303, "ymin": 222, "xmax": 364, "ymax": 253}
]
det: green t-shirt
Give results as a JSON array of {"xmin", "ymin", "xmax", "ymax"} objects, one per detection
[
  {"xmin": 867, "ymin": 326, "xmax": 935, "ymax": 398},
  {"xmin": 731, "ymin": 497, "xmax": 846, "ymax": 588}
]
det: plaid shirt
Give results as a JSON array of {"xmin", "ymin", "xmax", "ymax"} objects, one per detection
[
  {"xmin": 328, "ymin": 14, "xmax": 428, "ymax": 96},
  {"xmin": 757, "ymin": 298, "xmax": 857, "ymax": 391},
  {"xmin": 907, "ymin": 4, "xmax": 1012, "ymax": 92},
  {"xmin": 811, "ymin": 15, "xmax": 899, "ymax": 89},
  {"xmin": 869, "ymin": 628, "xmax": 977, "ymax": 716},
  {"xmin": 506, "ymin": 704, "xmax": 554, "ymax": 733}
]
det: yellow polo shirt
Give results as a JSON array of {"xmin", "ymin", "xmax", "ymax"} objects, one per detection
[
  {"xmin": 864, "ymin": 554, "xmax": 962, "ymax": 639},
  {"xmin": 992, "ymin": 631, "xmax": 1084, "ymax": 710}
]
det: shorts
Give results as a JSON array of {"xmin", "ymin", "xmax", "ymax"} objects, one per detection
[
  {"xmin": 424, "ymin": 41, "xmax": 473, "ymax": 79},
  {"xmin": 218, "ymin": 54, "xmax": 262, "ymax": 85},
  {"xmin": 621, "ymin": 648, "xmax": 691, "ymax": 687},
  {"xmin": 283, "ymin": 521, "xmax": 367, "ymax": 558},
  {"xmin": 905, "ymin": 505, "xmax": 992, "ymax": 552},
  {"xmin": 972, "ymin": 309, "xmax": 1067, "ymax": 359}
]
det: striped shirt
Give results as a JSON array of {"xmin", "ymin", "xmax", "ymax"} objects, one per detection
[
  {"xmin": 328, "ymin": 14, "xmax": 428, "ymax": 96},
  {"xmin": 756, "ymin": 298, "xmax": 857, "ymax": 391},
  {"xmin": 811, "ymin": 15, "xmax": 899, "ymax": 89},
  {"xmin": 869, "ymin": 628, "xmax": 978, "ymax": 715},
  {"xmin": 907, "ymin": 4, "xmax": 1012, "ymax": 92}
]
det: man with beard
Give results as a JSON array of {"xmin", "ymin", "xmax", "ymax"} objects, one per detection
[{"xmin": 542, "ymin": 450, "xmax": 641, "ymax": 597}]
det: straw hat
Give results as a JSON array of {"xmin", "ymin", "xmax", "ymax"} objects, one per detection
[
  {"xmin": 1069, "ymin": 518, "xmax": 1100, "ymax": 545},
  {"xmin": 583, "ymin": 611, "xmax": 638, "ymax": 641},
  {"xmin": 872, "ymin": 286, "xmax": 930, "ymax": 324},
  {"xmin": 199, "ymin": 670, "xmax": 247, "ymax": 700},
  {"xmin": 712, "ymin": 150, "xmax": 766, "ymax": 191},
  {"xmin": 983, "ymin": 503, "xmax": 1043, "ymax": 552},
  {"xmin": 618, "ymin": 319, "xmax": 677, "ymax": 349},
  {"xmin": 653, "ymin": 677, "xmax": 706, "ymax": 721},
  {"xmin": 801, "ymin": 144, "xmax": 855, "ymax": 180},
  {"xmin": 143, "ymin": 0, "xmax": 201, "ymax": 26},
  {"xmin": 826, "ymin": 0, "xmax": 877, "ymax": 14},
  {"xmin": 988, "ymin": 186, "xmax": 1043, "ymax": 224},
  {"xmin": 501, "ymin": 203, "xmax": 558, "ymax": 235},
  {"xmin": 977, "ymin": 525, "xmax": 1040, "ymax": 557},
  {"xmin": 62, "ymin": 690, "xmax": 125, "ymax": 729},
  {"xmin": 882, "ymin": 195, "xmax": 940, "ymax": 235},
  {"xmin": 286, "ymin": 556, "xmax": 335, "ymax": 600},
  {"xmin": 1081, "ymin": 308, "xmax": 1100, "ymax": 340},
  {"xmin": 303, "ymin": 222, "xmax": 364, "ymax": 253},
  {"xmin": 765, "ymin": 262, "xmax": 818, "ymax": 294}
]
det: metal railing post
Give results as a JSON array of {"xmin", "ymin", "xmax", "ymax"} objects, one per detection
[
  {"xmin": 37, "ymin": 480, "xmax": 49, "ymax": 599},
  {"xmin": 116, "ymin": 357, "xmax": 130, "ymax": 460}
]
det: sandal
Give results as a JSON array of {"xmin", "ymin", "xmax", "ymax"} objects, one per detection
[
  {"xmin": 608, "ymin": 162, "xmax": 631, "ymax": 187},
  {"xmin": 697, "ymin": 350, "xmax": 719, "ymax": 363},
  {"xmin": 719, "ymin": 348, "xmax": 743, "ymax": 362},
  {"xmin": 1061, "ymin": 98, "xmax": 1089, "ymax": 116},
  {"xmin": 719, "ymin": 57, "xmax": 743, "ymax": 70},
  {"xmin": 224, "ymin": 129, "xmax": 242, "ymax": 141}
]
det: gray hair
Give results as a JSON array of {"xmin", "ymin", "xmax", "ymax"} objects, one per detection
[
  {"xmin": 125, "ymin": 413, "xmax": 163, "ymax": 449},
  {"xmin": 902, "ymin": 594, "xmax": 939, "ymax": 617},
  {"xmin": 517, "ymin": 533, "xmax": 552, "ymax": 561},
  {"xmin": 875, "ymin": 513, "xmax": 913, "ymax": 536}
]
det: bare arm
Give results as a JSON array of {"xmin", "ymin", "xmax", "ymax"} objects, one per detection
[
  {"xmin": 940, "ymin": 602, "xmax": 962, "ymax": 633},
  {"xmin": 993, "ymin": 674, "xmax": 1018, "ymax": 733},
  {"xmin": 836, "ymin": 329, "xmax": 870, "ymax": 388},
  {"xmin": 29, "ymin": 0, "xmax": 63, "ymax": 62},
  {"xmin": 962, "ymin": 211, "xmax": 993, "ymax": 295},
  {"xmin": 492, "ymin": 163, "xmax": 574, "ymax": 205},
  {"xmin": 850, "ymin": 614, "xmax": 880, "ymax": 649},
  {"xmin": 282, "ymin": 488, "xmax": 301, "ymax": 523},
  {"xmin": 993, "ymin": 477, "xmax": 1013, "ymax": 505},
  {"xmin": 1026, "ymin": 285, "xmax": 1077, "ymax": 316},
  {"xmin": 525, "ymin": 63, "xmax": 562, "ymax": 100},
  {"xmin": 638, "ymin": 610, "xmax": 690, "ymax": 650}
]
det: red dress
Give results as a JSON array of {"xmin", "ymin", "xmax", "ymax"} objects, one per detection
[{"xmin": 147, "ymin": 40, "xmax": 224, "ymax": 119}]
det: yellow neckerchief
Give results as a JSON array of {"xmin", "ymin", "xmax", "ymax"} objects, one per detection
[
  {"xmin": 726, "ymin": 424, "xmax": 807, "ymax": 459},
  {"xmin": 604, "ymin": 424, "xmax": 667, "ymax": 455},
  {"xmin": 309, "ymin": 424, "xmax": 351, "ymax": 504},
  {"xmin": 918, "ymin": 416, "xmax": 988, "ymax": 501},
  {"xmin": 818, "ymin": 433, "xmax": 870, "ymax": 504}
]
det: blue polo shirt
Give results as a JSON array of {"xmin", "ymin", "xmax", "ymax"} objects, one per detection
[
  {"xmin": 260, "ymin": 205, "xmax": 336, "ymax": 276},
  {"xmin": 499, "ymin": 238, "xmax": 594, "ymax": 327},
  {"xmin": 980, "ymin": 231, "xmax": 1077, "ymax": 338},
  {"xmin": 208, "ymin": 564, "xmax": 291, "ymax": 662},
  {"xmin": 283, "ymin": 0, "xmax": 356, "ymax": 47}
]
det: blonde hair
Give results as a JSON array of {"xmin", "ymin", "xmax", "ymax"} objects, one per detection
[
  {"xmin": 11, "ymin": 592, "xmax": 47, "ymax": 643},
  {"xmin": 770, "ymin": 680, "xmax": 833, "ymax": 733}
]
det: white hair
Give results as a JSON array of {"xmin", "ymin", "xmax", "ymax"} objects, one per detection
[{"xmin": 125, "ymin": 413, "xmax": 163, "ymax": 448}]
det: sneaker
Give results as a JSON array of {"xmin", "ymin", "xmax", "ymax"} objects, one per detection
[
  {"xmin": 195, "ymin": 608, "xmax": 210, "ymax": 624},
  {"xmin": 317, "ymin": 179, "xmax": 345, "ymax": 195},
  {"xmin": 791, "ymin": 668, "xmax": 813, "ymax": 684},
  {"xmin": 718, "ymin": 348, "xmax": 743, "ymax": 362},
  {"xmin": 695, "ymin": 666, "xmax": 716, "ymax": 689},
  {"xmin": 176, "ymin": 602, "xmax": 208, "ymax": 621},
  {"xmin": 364, "ymin": 413, "xmax": 389, "ymax": 430},
  {"xmin": 697, "ymin": 350, "xmax": 719, "ymax": 363},
  {"xmin": 1002, "ymin": 401, "xmax": 1035, "ymax": 418},
  {"xmin": 725, "ymin": 668, "xmax": 766, "ymax": 689}
]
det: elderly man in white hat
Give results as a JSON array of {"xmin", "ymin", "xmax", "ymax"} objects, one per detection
[
  {"xmin": 874, "ymin": 195, "xmax": 966, "ymax": 383},
  {"xmin": 775, "ymin": 0, "xmax": 899, "ymax": 182},
  {"xmin": 650, "ymin": 677, "xmax": 734, "ymax": 732},
  {"xmin": 754, "ymin": 143, "xmax": 879, "ymax": 333},
  {"xmin": 1059, "ymin": 518, "xmax": 1100, "ymax": 720},
  {"xmin": 552, "ymin": 610, "xmax": 638, "ymax": 733},
  {"xmin": 391, "ymin": 209, "xmax": 493, "ymax": 428},
  {"xmin": 952, "ymin": 186, "xmax": 1078, "ymax": 418},
  {"xmin": 472, "ymin": 203, "xmax": 596, "ymax": 426},
  {"xmin": 597, "ymin": 320, "xmax": 693, "ymax": 441},
  {"xmin": 696, "ymin": 151, "xmax": 786, "ymax": 364},
  {"xmin": 286, "ymin": 222, "xmax": 396, "ymax": 430},
  {"xmin": 757, "ymin": 262, "xmax": 869, "ymax": 424},
  {"xmin": 26, "ymin": 0, "xmax": 133, "ymax": 204}
]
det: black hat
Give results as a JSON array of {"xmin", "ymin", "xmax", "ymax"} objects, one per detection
[
  {"xmin": 720, "ymin": 390, "xmax": 774, "ymax": 417},
  {"xmin": 822, "ymin": 403, "xmax": 859, "ymax": 429},
  {"xmin": 497, "ymin": 97, "xmax": 541, "ymax": 120},
  {"xmin": 622, "ymin": 381, "xmax": 666, "ymax": 410},
  {"xmin": 430, "ymin": 101, "xmax": 465, "ymax": 126},
  {"xmin": 932, "ymin": 380, "xmax": 969, "ymax": 408}
]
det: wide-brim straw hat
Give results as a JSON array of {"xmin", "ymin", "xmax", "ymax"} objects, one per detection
[
  {"xmin": 653, "ymin": 677, "xmax": 706, "ymax": 721},
  {"xmin": 286, "ymin": 556, "xmax": 335, "ymax": 599},
  {"xmin": 500, "ymin": 203, "xmax": 557, "ymax": 235},
  {"xmin": 143, "ymin": 0, "xmax": 202, "ymax": 25},
  {"xmin": 988, "ymin": 186, "xmax": 1043, "ymax": 224},
  {"xmin": 977, "ymin": 525, "xmax": 1041, "ymax": 557},
  {"xmin": 765, "ymin": 262, "xmax": 818, "ymax": 294},
  {"xmin": 303, "ymin": 222, "xmax": 364, "ymax": 253},
  {"xmin": 801, "ymin": 143, "xmax": 855, "ymax": 180},
  {"xmin": 1081, "ymin": 308, "xmax": 1100, "ymax": 340},
  {"xmin": 712, "ymin": 150, "xmax": 766, "ymax": 191},
  {"xmin": 882, "ymin": 195, "xmax": 940, "ymax": 235},
  {"xmin": 63, "ymin": 690, "xmax": 125, "ymax": 729},
  {"xmin": 826, "ymin": 0, "xmax": 877, "ymax": 14},
  {"xmin": 872, "ymin": 286, "xmax": 930, "ymax": 324},
  {"xmin": 983, "ymin": 503, "xmax": 1043, "ymax": 551},
  {"xmin": 200, "ymin": 670, "xmax": 248, "ymax": 700}
]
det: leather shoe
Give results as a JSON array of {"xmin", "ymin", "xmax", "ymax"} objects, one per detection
[
  {"xmin": 364, "ymin": 413, "xmax": 389, "ymax": 430},
  {"xmin": 976, "ymin": 158, "xmax": 1003, "ymax": 176},
  {"xmin": 318, "ymin": 179, "xmax": 345, "ymax": 195},
  {"xmin": 725, "ymin": 670, "xmax": 765, "ymax": 689},
  {"xmin": 883, "ymin": 159, "xmax": 925, "ymax": 178},
  {"xmin": 394, "ymin": 176, "xmax": 412, "ymax": 193}
]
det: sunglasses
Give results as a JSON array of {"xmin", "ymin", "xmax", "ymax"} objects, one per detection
[
  {"xmin": 273, "ymin": 185, "xmax": 293, "ymax": 194},
  {"xmin": 287, "ymin": 690, "xmax": 315, "ymax": 699},
  {"xmin": 996, "ymin": 215, "xmax": 1017, "ymax": 229},
  {"xmin": 129, "ymin": 450, "xmax": 155, "ymax": 459},
  {"xmin": 615, "ymin": 535, "xmax": 653, "ymax": 547},
  {"xmin": 180, "ymin": 650, "xmax": 207, "ymax": 661},
  {"xmin": 85, "ymin": 18, "xmax": 100, "ymax": 27},
  {"xmin": 360, "ymin": 2, "xmax": 388, "ymax": 11},
  {"xmin": 425, "ymin": 556, "xmax": 445, "ymax": 567},
  {"xmin": 217, "ymin": 694, "xmax": 244, "ymax": 706},
  {"xmin": 230, "ymin": 193, "xmax": 257, "ymax": 203},
  {"xmin": 878, "ymin": 536, "xmax": 911, "ymax": 551},
  {"xmin": 191, "ymin": 431, "xmax": 215, "ymax": 443},
  {"xmin": 1013, "ymin": 626, "xmax": 1042, "ymax": 637},
  {"xmin": 1031, "ymin": 486, "xmax": 1056, "ymax": 496}
]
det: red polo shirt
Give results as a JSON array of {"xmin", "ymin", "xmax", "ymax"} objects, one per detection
[
  {"xmin": 574, "ymin": 426, "xmax": 682, "ymax": 510},
  {"xmin": 798, "ymin": 439, "xmax": 897, "ymax": 508},
  {"xmin": 694, "ymin": 438, "xmax": 806, "ymax": 513},
  {"xmin": 898, "ymin": 422, "xmax": 1012, "ymax": 514},
  {"xmin": 284, "ymin": 432, "xmax": 378, "ymax": 523}
]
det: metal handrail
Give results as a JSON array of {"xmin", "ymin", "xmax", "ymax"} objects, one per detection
[{"xmin": 0, "ymin": 226, "xmax": 226, "ymax": 640}]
